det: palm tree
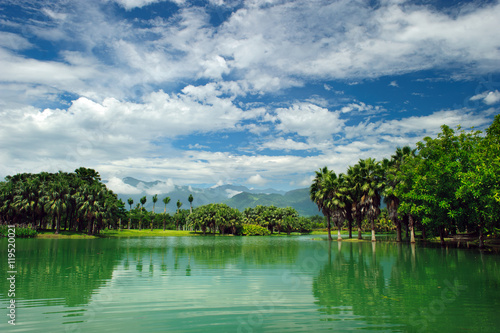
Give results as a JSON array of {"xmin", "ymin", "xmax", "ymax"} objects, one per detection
[
  {"xmin": 162, "ymin": 196, "xmax": 171, "ymax": 231},
  {"xmin": 310, "ymin": 167, "xmax": 335, "ymax": 241},
  {"xmin": 151, "ymin": 194, "xmax": 158, "ymax": 231},
  {"xmin": 357, "ymin": 158, "xmax": 384, "ymax": 242},
  {"xmin": 347, "ymin": 164, "xmax": 364, "ymax": 240},
  {"xmin": 176, "ymin": 200, "xmax": 182, "ymax": 231},
  {"xmin": 127, "ymin": 198, "xmax": 134, "ymax": 230},
  {"xmin": 44, "ymin": 181, "xmax": 69, "ymax": 234},
  {"xmin": 139, "ymin": 196, "xmax": 147, "ymax": 230},
  {"xmin": 188, "ymin": 194, "xmax": 194, "ymax": 214},
  {"xmin": 76, "ymin": 184, "xmax": 102, "ymax": 235}
]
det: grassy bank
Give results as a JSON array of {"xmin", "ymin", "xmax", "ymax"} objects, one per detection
[
  {"xmin": 101, "ymin": 229, "xmax": 199, "ymax": 237},
  {"xmin": 37, "ymin": 230, "xmax": 99, "ymax": 239}
]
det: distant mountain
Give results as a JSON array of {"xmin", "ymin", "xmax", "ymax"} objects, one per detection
[
  {"xmin": 223, "ymin": 188, "xmax": 320, "ymax": 217},
  {"xmin": 107, "ymin": 177, "xmax": 319, "ymax": 216}
]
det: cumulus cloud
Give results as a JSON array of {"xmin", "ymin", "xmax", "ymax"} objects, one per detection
[
  {"xmin": 247, "ymin": 174, "xmax": 268, "ymax": 186},
  {"xmin": 274, "ymin": 103, "xmax": 344, "ymax": 141},
  {"xmin": 470, "ymin": 90, "xmax": 500, "ymax": 105}
]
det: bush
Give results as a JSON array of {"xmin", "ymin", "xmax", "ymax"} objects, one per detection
[
  {"xmin": 242, "ymin": 224, "xmax": 271, "ymax": 236},
  {"xmin": 0, "ymin": 225, "xmax": 38, "ymax": 238}
]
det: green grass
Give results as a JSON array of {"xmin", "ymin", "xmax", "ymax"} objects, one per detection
[
  {"xmin": 37, "ymin": 230, "xmax": 99, "ymax": 239},
  {"xmin": 100, "ymin": 229, "xmax": 201, "ymax": 237}
]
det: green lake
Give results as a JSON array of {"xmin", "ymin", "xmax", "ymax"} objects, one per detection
[{"xmin": 1, "ymin": 236, "xmax": 499, "ymax": 332}]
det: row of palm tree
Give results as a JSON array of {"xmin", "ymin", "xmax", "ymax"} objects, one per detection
[
  {"xmin": 310, "ymin": 147, "xmax": 414, "ymax": 242},
  {"xmin": 0, "ymin": 168, "xmax": 125, "ymax": 235},
  {"xmin": 124, "ymin": 194, "xmax": 194, "ymax": 231}
]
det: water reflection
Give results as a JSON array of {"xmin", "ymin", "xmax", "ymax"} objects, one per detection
[
  {"xmin": 312, "ymin": 240, "xmax": 500, "ymax": 332},
  {"xmin": 0, "ymin": 237, "xmax": 499, "ymax": 332}
]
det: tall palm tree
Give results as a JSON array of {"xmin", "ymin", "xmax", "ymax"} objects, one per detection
[
  {"xmin": 151, "ymin": 194, "xmax": 158, "ymax": 231},
  {"xmin": 347, "ymin": 164, "xmax": 364, "ymax": 240},
  {"xmin": 127, "ymin": 198, "xmax": 133, "ymax": 230},
  {"xmin": 44, "ymin": 181, "xmax": 69, "ymax": 234},
  {"xmin": 76, "ymin": 184, "xmax": 102, "ymax": 235},
  {"xmin": 188, "ymin": 194, "xmax": 194, "ymax": 214},
  {"xmin": 357, "ymin": 158, "xmax": 384, "ymax": 242},
  {"xmin": 139, "ymin": 196, "xmax": 147, "ymax": 230},
  {"xmin": 176, "ymin": 200, "xmax": 182, "ymax": 231},
  {"xmin": 310, "ymin": 167, "xmax": 336, "ymax": 241},
  {"xmin": 162, "ymin": 196, "xmax": 171, "ymax": 231}
]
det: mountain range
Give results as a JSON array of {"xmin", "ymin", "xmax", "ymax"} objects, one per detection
[{"xmin": 106, "ymin": 177, "xmax": 320, "ymax": 217}]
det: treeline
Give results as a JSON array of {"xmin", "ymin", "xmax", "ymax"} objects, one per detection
[
  {"xmin": 0, "ymin": 168, "xmax": 126, "ymax": 235},
  {"xmin": 0, "ymin": 167, "xmax": 316, "ymax": 236},
  {"xmin": 186, "ymin": 204, "xmax": 313, "ymax": 236},
  {"xmin": 311, "ymin": 114, "xmax": 500, "ymax": 247},
  {"xmin": 123, "ymin": 197, "xmax": 315, "ymax": 235}
]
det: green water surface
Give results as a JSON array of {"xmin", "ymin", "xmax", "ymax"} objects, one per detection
[{"xmin": 1, "ymin": 236, "xmax": 499, "ymax": 332}]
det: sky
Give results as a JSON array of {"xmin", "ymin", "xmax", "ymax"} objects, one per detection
[{"xmin": 0, "ymin": 0, "xmax": 499, "ymax": 193}]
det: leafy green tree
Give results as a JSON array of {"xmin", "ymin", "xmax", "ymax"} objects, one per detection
[
  {"xmin": 455, "ymin": 115, "xmax": 500, "ymax": 247},
  {"xmin": 383, "ymin": 146, "xmax": 415, "ymax": 242},
  {"xmin": 396, "ymin": 126, "xmax": 462, "ymax": 244}
]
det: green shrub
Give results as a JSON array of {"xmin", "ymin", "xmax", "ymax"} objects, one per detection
[
  {"xmin": 0, "ymin": 225, "xmax": 38, "ymax": 238},
  {"xmin": 242, "ymin": 224, "xmax": 271, "ymax": 236}
]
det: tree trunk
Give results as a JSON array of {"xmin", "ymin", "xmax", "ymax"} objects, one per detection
[
  {"xmin": 439, "ymin": 227, "xmax": 445, "ymax": 246},
  {"xmin": 357, "ymin": 216, "xmax": 362, "ymax": 240},
  {"xmin": 409, "ymin": 214, "xmax": 415, "ymax": 243},
  {"xmin": 348, "ymin": 218, "xmax": 352, "ymax": 239},
  {"xmin": 163, "ymin": 219, "xmax": 166, "ymax": 231},
  {"xmin": 396, "ymin": 219, "xmax": 402, "ymax": 242},
  {"xmin": 326, "ymin": 215, "xmax": 332, "ymax": 241},
  {"xmin": 128, "ymin": 217, "xmax": 131, "ymax": 230},
  {"xmin": 337, "ymin": 226, "xmax": 342, "ymax": 241},
  {"xmin": 478, "ymin": 227, "xmax": 485, "ymax": 249},
  {"xmin": 371, "ymin": 218, "xmax": 376, "ymax": 242},
  {"xmin": 87, "ymin": 217, "xmax": 93, "ymax": 235},
  {"xmin": 55, "ymin": 212, "xmax": 61, "ymax": 234}
]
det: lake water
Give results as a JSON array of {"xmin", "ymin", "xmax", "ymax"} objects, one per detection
[{"xmin": 1, "ymin": 236, "xmax": 499, "ymax": 332}]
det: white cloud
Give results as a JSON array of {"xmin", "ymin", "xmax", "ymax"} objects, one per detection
[
  {"xmin": 0, "ymin": 32, "xmax": 33, "ymax": 50},
  {"xmin": 107, "ymin": 177, "xmax": 142, "ymax": 194},
  {"xmin": 146, "ymin": 179, "xmax": 176, "ymax": 195},
  {"xmin": 389, "ymin": 81, "xmax": 399, "ymax": 87},
  {"xmin": 470, "ymin": 90, "xmax": 500, "ymax": 105},
  {"xmin": 110, "ymin": 0, "xmax": 174, "ymax": 10},
  {"xmin": 225, "ymin": 189, "xmax": 243, "ymax": 198},
  {"xmin": 274, "ymin": 103, "xmax": 344, "ymax": 141},
  {"xmin": 247, "ymin": 174, "xmax": 268, "ymax": 186},
  {"xmin": 260, "ymin": 138, "xmax": 312, "ymax": 151},
  {"xmin": 340, "ymin": 102, "xmax": 385, "ymax": 114}
]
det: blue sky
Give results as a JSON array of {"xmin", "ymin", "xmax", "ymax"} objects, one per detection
[{"xmin": 0, "ymin": 0, "xmax": 499, "ymax": 193}]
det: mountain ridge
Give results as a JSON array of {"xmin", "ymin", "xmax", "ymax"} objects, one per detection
[{"xmin": 107, "ymin": 177, "xmax": 319, "ymax": 216}]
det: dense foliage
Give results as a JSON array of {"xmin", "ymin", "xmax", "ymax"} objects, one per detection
[
  {"xmin": 0, "ymin": 168, "xmax": 125, "ymax": 235},
  {"xmin": 311, "ymin": 114, "xmax": 500, "ymax": 247},
  {"xmin": 184, "ymin": 204, "xmax": 311, "ymax": 236},
  {"xmin": 0, "ymin": 225, "xmax": 37, "ymax": 238}
]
